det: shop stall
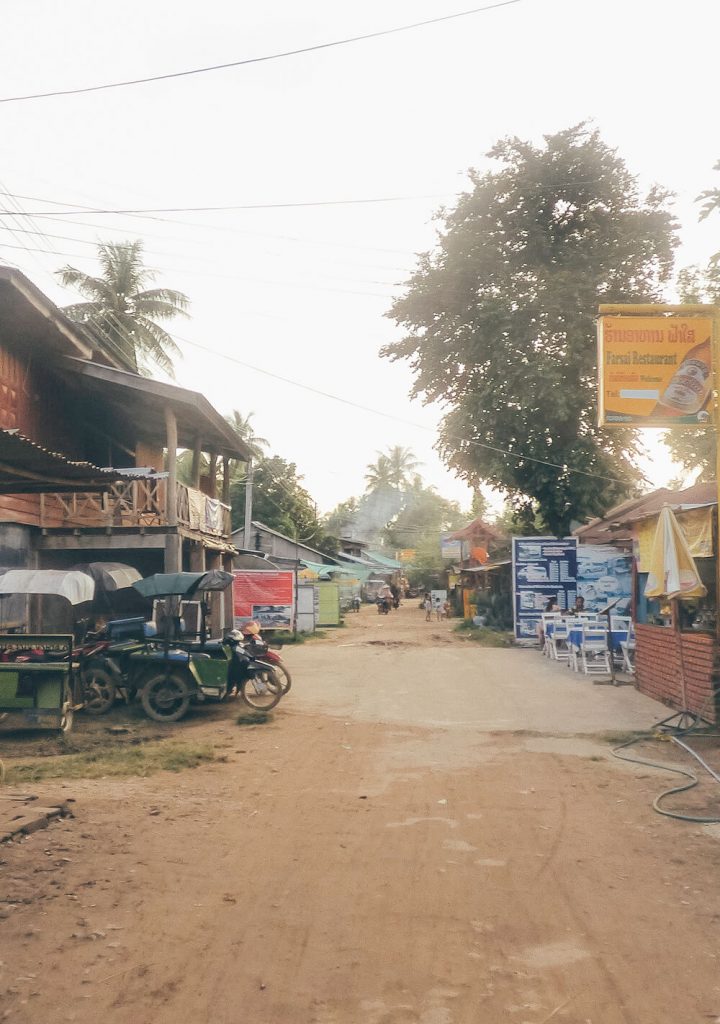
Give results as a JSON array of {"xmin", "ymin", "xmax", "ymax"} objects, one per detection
[{"xmin": 628, "ymin": 499, "xmax": 718, "ymax": 722}]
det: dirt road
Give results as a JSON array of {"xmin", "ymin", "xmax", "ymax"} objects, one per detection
[{"xmin": 2, "ymin": 605, "xmax": 720, "ymax": 1023}]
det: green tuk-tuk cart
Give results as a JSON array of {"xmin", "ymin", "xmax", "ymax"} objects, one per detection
[{"xmin": 0, "ymin": 570, "xmax": 99, "ymax": 732}]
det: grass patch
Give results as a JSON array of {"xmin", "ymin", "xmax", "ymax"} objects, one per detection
[
  {"xmin": 236, "ymin": 710, "xmax": 272, "ymax": 727},
  {"xmin": 453, "ymin": 622, "xmax": 514, "ymax": 647},
  {"xmin": 595, "ymin": 730, "xmax": 647, "ymax": 746},
  {"xmin": 275, "ymin": 630, "xmax": 327, "ymax": 646},
  {"xmin": 4, "ymin": 740, "xmax": 217, "ymax": 785}
]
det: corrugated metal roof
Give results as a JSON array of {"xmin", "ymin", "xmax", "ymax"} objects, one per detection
[
  {"xmin": 364, "ymin": 550, "xmax": 405, "ymax": 569},
  {"xmin": 574, "ymin": 483, "xmax": 717, "ymax": 542},
  {"xmin": 0, "ymin": 428, "xmax": 142, "ymax": 494}
]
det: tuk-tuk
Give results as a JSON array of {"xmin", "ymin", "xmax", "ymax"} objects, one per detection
[
  {"xmin": 125, "ymin": 570, "xmax": 275, "ymax": 722},
  {"xmin": 0, "ymin": 570, "xmax": 97, "ymax": 732}
]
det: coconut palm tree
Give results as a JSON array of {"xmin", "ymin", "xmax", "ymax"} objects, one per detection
[
  {"xmin": 364, "ymin": 454, "xmax": 394, "ymax": 492},
  {"xmin": 225, "ymin": 410, "xmax": 270, "ymax": 461},
  {"xmin": 385, "ymin": 446, "xmax": 420, "ymax": 489},
  {"xmin": 57, "ymin": 240, "xmax": 189, "ymax": 376}
]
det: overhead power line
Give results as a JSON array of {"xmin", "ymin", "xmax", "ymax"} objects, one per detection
[
  {"xmin": 47, "ymin": 295, "xmax": 633, "ymax": 488},
  {"xmin": 0, "ymin": 174, "xmax": 644, "ymax": 220},
  {"xmin": 0, "ymin": 193, "xmax": 452, "ymax": 218},
  {"xmin": 0, "ymin": 1, "xmax": 524, "ymax": 104},
  {"xmin": 172, "ymin": 333, "xmax": 632, "ymax": 487}
]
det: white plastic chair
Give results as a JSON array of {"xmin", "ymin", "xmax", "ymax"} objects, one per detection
[
  {"xmin": 610, "ymin": 615, "xmax": 631, "ymax": 632},
  {"xmin": 540, "ymin": 613, "xmax": 561, "ymax": 657},
  {"xmin": 548, "ymin": 619, "xmax": 570, "ymax": 662},
  {"xmin": 579, "ymin": 624, "xmax": 611, "ymax": 675}
]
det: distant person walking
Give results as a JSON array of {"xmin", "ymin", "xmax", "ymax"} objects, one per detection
[{"xmin": 423, "ymin": 593, "xmax": 432, "ymax": 621}]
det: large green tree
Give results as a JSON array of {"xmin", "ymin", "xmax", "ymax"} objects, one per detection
[
  {"xmin": 57, "ymin": 240, "xmax": 189, "ymax": 376},
  {"xmin": 383, "ymin": 125, "xmax": 678, "ymax": 535},
  {"xmin": 229, "ymin": 455, "xmax": 336, "ymax": 555},
  {"xmin": 661, "ymin": 175, "xmax": 720, "ymax": 482}
]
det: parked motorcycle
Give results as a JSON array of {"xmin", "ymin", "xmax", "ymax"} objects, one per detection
[
  {"xmin": 239, "ymin": 622, "xmax": 292, "ymax": 694},
  {"xmin": 226, "ymin": 632, "xmax": 283, "ymax": 711}
]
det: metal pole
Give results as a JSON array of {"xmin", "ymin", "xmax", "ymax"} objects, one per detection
[
  {"xmin": 164, "ymin": 405, "xmax": 180, "ymax": 574},
  {"xmin": 243, "ymin": 459, "xmax": 253, "ymax": 548}
]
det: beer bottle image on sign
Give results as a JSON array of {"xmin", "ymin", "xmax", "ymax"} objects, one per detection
[{"xmin": 649, "ymin": 336, "xmax": 712, "ymax": 420}]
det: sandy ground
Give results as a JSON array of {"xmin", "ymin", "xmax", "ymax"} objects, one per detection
[{"xmin": 2, "ymin": 604, "xmax": 720, "ymax": 1024}]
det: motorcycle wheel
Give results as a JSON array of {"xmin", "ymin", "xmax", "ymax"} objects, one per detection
[
  {"xmin": 257, "ymin": 659, "xmax": 292, "ymax": 695},
  {"xmin": 271, "ymin": 661, "xmax": 291, "ymax": 694},
  {"xmin": 141, "ymin": 672, "xmax": 192, "ymax": 723},
  {"xmin": 241, "ymin": 668, "xmax": 283, "ymax": 711},
  {"xmin": 81, "ymin": 664, "xmax": 117, "ymax": 715}
]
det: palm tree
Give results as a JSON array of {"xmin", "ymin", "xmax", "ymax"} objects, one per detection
[
  {"xmin": 386, "ymin": 446, "xmax": 420, "ymax": 489},
  {"xmin": 57, "ymin": 240, "xmax": 189, "ymax": 376},
  {"xmin": 225, "ymin": 410, "xmax": 270, "ymax": 462},
  {"xmin": 364, "ymin": 454, "xmax": 394, "ymax": 492}
]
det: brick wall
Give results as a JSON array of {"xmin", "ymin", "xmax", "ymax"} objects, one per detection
[{"xmin": 635, "ymin": 624, "xmax": 718, "ymax": 722}]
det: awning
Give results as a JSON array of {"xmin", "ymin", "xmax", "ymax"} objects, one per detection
[
  {"xmin": 461, "ymin": 560, "xmax": 511, "ymax": 573},
  {"xmin": 0, "ymin": 429, "xmax": 142, "ymax": 494},
  {"xmin": 0, "ymin": 569, "xmax": 96, "ymax": 605}
]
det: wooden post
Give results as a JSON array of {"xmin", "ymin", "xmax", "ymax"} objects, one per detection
[
  {"xmin": 222, "ymin": 457, "xmax": 230, "ymax": 506},
  {"xmin": 208, "ymin": 452, "xmax": 218, "ymax": 499},
  {"xmin": 164, "ymin": 405, "xmax": 180, "ymax": 573},
  {"xmin": 191, "ymin": 435, "xmax": 202, "ymax": 490}
]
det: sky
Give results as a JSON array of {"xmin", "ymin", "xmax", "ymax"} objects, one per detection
[{"xmin": 1, "ymin": 0, "xmax": 719, "ymax": 515}]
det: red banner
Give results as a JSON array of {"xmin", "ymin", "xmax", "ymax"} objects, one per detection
[{"xmin": 232, "ymin": 570, "xmax": 295, "ymax": 630}]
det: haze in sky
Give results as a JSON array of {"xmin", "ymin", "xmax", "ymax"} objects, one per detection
[{"xmin": 1, "ymin": 0, "xmax": 718, "ymax": 513}]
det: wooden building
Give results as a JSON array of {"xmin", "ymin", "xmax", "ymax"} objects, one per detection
[{"xmin": 0, "ymin": 269, "xmax": 251, "ymax": 614}]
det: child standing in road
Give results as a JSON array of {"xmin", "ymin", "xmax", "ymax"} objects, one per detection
[{"xmin": 423, "ymin": 594, "xmax": 432, "ymax": 621}]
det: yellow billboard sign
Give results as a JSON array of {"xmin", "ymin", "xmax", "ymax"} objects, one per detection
[
  {"xmin": 598, "ymin": 315, "xmax": 714, "ymax": 427},
  {"xmin": 397, "ymin": 549, "xmax": 416, "ymax": 563}
]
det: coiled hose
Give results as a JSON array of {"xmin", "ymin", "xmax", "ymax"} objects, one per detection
[{"xmin": 612, "ymin": 723, "xmax": 720, "ymax": 824}]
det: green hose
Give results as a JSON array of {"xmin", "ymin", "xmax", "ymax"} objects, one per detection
[{"xmin": 612, "ymin": 727, "xmax": 720, "ymax": 824}]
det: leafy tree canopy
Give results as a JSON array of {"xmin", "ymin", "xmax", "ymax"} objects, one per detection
[
  {"xmin": 57, "ymin": 240, "xmax": 188, "ymax": 377},
  {"xmin": 383, "ymin": 124, "xmax": 678, "ymax": 535},
  {"xmin": 661, "ymin": 183, "xmax": 720, "ymax": 483},
  {"xmin": 229, "ymin": 455, "xmax": 337, "ymax": 556}
]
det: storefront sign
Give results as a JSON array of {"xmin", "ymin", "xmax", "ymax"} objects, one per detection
[
  {"xmin": 576, "ymin": 545, "xmax": 632, "ymax": 616},
  {"xmin": 598, "ymin": 315, "xmax": 714, "ymax": 426},
  {"xmin": 397, "ymin": 549, "xmax": 417, "ymax": 563},
  {"xmin": 233, "ymin": 570, "xmax": 295, "ymax": 630},
  {"xmin": 512, "ymin": 538, "xmax": 577, "ymax": 639},
  {"xmin": 441, "ymin": 535, "xmax": 463, "ymax": 560}
]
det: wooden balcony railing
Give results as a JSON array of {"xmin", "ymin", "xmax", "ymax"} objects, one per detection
[{"xmin": 39, "ymin": 480, "xmax": 232, "ymax": 538}]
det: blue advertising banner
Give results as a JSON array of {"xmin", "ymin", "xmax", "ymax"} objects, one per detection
[
  {"xmin": 576, "ymin": 545, "xmax": 632, "ymax": 616},
  {"xmin": 512, "ymin": 537, "xmax": 578, "ymax": 640}
]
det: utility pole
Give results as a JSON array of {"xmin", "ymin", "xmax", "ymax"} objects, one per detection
[{"xmin": 243, "ymin": 459, "xmax": 253, "ymax": 549}]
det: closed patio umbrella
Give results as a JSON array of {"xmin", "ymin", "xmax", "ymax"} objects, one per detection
[
  {"xmin": 645, "ymin": 505, "xmax": 706, "ymax": 601},
  {"xmin": 644, "ymin": 505, "xmax": 707, "ymax": 725}
]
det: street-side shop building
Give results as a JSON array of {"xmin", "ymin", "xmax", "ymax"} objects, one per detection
[
  {"xmin": 575, "ymin": 483, "xmax": 719, "ymax": 721},
  {"xmin": 0, "ymin": 269, "xmax": 251, "ymax": 629}
]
